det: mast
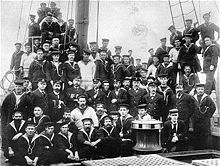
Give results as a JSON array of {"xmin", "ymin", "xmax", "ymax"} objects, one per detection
[{"xmin": 75, "ymin": 0, "xmax": 90, "ymax": 52}]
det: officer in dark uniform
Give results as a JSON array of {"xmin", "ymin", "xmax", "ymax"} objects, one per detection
[
  {"xmin": 193, "ymin": 83, "xmax": 216, "ymax": 150},
  {"xmin": 174, "ymin": 83, "xmax": 199, "ymax": 130},
  {"xmin": 128, "ymin": 77, "xmax": 147, "ymax": 116},
  {"xmin": 141, "ymin": 82, "xmax": 165, "ymax": 120},
  {"xmin": 109, "ymin": 79, "xmax": 128, "ymax": 112}
]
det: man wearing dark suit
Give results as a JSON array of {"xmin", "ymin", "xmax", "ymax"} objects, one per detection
[
  {"xmin": 48, "ymin": 81, "xmax": 66, "ymax": 122},
  {"xmin": 30, "ymin": 78, "xmax": 49, "ymax": 115},
  {"xmin": 161, "ymin": 109, "xmax": 188, "ymax": 152},
  {"xmin": 174, "ymin": 83, "xmax": 199, "ymax": 130},
  {"xmin": 193, "ymin": 83, "xmax": 216, "ymax": 150},
  {"xmin": 87, "ymin": 79, "xmax": 106, "ymax": 107},
  {"xmin": 141, "ymin": 82, "xmax": 165, "ymax": 120},
  {"xmin": 65, "ymin": 76, "xmax": 86, "ymax": 110},
  {"xmin": 128, "ymin": 77, "xmax": 147, "ymax": 116},
  {"xmin": 77, "ymin": 118, "xmax": 101, "ymax": 160},
  {"xmin": 109, "ymin": 79, "xmax": 128, "ymax": 112}
]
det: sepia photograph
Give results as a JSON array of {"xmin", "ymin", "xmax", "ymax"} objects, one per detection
[{"xmin": 0, "ymin": 0, "xmax": 220, "ymax": 165}]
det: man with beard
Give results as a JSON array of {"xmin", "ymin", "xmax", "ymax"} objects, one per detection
[
  {"xmin": 20, "ymin": 43, "xmax": 37, "ymax": 78},
  {"xmin": 28, "ymin": 49, "xmax": 47, "ymax": 90},
  {"xmin": 98, "ymin": 115, "xmax": 121, "ymax": 158},
  {"xmin": 116, "ymin": 104, "xmax": 134, "ymax": 157},
  {"xmin": 10, "ymin": 122, "xmax": 41, "ymax": 166},
  {"xmin": 78, "ymin": 48, "xmax": 96, "ymax": 91},
  {"xmin": 142, "ymin": 82, "xmax": 165, "ymax": 121},
  {"xmin": 128, "ymin": 77, "xmax": 147, "ymax": 116},
  {"xmin": 157, "ymin": 73, "xmax": 176, "ymax": 122},
  {"xmin": 56, "ymin": 122, "xmax": 79, "ymax": 163},
  {"xmin": 193, "ymin": 83, "xmax": 216, "ymax": 150},
  {"xmin": 94, "ymin": 49, "xmax": 111, "ymax": 82},
  {"xmin": 109, "ymin": 79, "xmax": 128, "ymax": 112},
  {"xmin": 62, "ymin": 50, "xmax": 81, "ymax": 89},
  {"xmin": 41, "ymin": 12, "xmax": 60, "ymax": 43},
  {"xmin": 4, "ymin": 111, "xmax": 26, "ymax": 162},
  {"xmin": 77, "ymin": 118, "xmax": 101, "ymax": 159},
  {"xmin": 95, "ymin": 103, "xmax": 108, "ymax": 127},
  {"xmin": 122, "ymin": 77, "xmax": 131, "ymax": 91},
  {"xmin": 32, "ymin": 38, "xmax": 41, "ymax": 53},
  {"xmin": 122, "ymin": 55, "xmax": 135, "ymax": 77},
  {"xmin": 161, "ymin": 109, "xmax": 188, "ymax": 152},
  {"xmin": 174, "ymin": 83, "xmax": 199, "ymax": 131},
  {"xmin": 30, "ymin": 78, "xmax": 49, "ymax": 115},
  {"xmin": 10, "ymin": 42, "xmax": 24, "ymax": 78},
  {"xmin": 89, "ymin": 41, "xmax": 99, "ymax": 60},
  {"xmin": 180, "ymin": 65, "xmax": 200, "ymax": 95},
  {"xmin": 87, "ymin": 79, "xmax": 106, "ymax": 107},
  {"xmin": 38, "ymin": 122, "xmax": 58, "ymax": 165},
  {"xmin": 65, "ymin": 76, "xmax": 86, "ymax": 110},
  {"xmin": 48, "ymin": 80, "xmax": 66, "ymax": 122},
  {"xmin": 71, "ymin": 95, "xmax": 99, "ymax": 129}
]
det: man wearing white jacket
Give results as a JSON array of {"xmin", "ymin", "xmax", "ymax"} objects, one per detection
[{"xmin": 78, "ymin": 48, "xmax": 96, "ymax": 91}]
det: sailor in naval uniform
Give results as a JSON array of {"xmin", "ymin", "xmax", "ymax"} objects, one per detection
[
  {"xmin": 4, "ymin": 111, "xmax": 26, "ymax": 161},
  {"xmin": 122, "ymin": 55, "xmax": 135, "ymax": 77},
  {"xmin": 155, "ymin": 37, "xmax": 171, "ymax": 63},
  {"xmin": 10, "ymin": 122, "xmax": 41, "ymax": 166},
  {"xmin": 193, "ymin": 83, "xmax": 216, "ymax": 150}
]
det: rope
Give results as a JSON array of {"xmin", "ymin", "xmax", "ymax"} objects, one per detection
[
  {"xmin": 213, "ymin": 0, "xmax": 219, "ymax": 13},
  {"xmin": 16, "ymin": 0, "xmax": 24, "ymax": 42},
  {"xmin": 0, "ymin": 70, "xmax": 18, "ymax": 94},
  {"xmin": 71, "ymin": 0, "xmax": 74, "ymax": 18},
  {"xmin": 64, "ymin": 0, "xmax": 71, "ymax": 48},
  {"xmin": 23, "ymin": 0, "xmax": 33, "ymax": 45}
]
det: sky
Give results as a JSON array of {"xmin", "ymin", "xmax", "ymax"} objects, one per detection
[{"xmin": 0, "ymin": 0, "xmax": 219, "ymax": 87}]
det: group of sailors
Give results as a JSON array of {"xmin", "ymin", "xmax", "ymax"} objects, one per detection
[{"xmin": 2, "ymin": 2, "xmax": 220, "ymax": 165}]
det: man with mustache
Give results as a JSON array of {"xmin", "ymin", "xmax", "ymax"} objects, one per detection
[
  {"xmin": 77, "ymin": 118, "xmax": 101, "ymax": 160},
  {"xmin": 141, "ymin": 82, "xmax": 164, "ymax": 120},
  {"xmin": 174, "ymin": 83, "xmax": 199, "ymax": 131},
  {"xmin": 95, "ymin": 103, "xmax": 108, "ymax": 127},
  {"xmin": 71, "ymin": 95, "xmax": 99, "ymax": 130},
  {"xmin": 98, "ymin": 115, "xmax": 121, "ymax": 158},
  {"xmin": 48, "ymin": 80, "xmax": 66, "ymax": 122},
  {"xmin": 4, "ymin": 111, "xmax": 26, "ymax": 162},
  {"xmin": 179, "ymin": 65, "xmax": 200, "ymax": 95}
]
